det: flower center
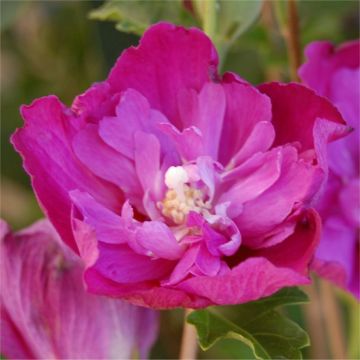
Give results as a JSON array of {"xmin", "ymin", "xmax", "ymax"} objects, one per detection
[{"xmin": 159, "ymin": 166, "xmax": 211, "ymax": 224}]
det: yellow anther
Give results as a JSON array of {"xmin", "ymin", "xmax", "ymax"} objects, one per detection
[{"xmin": 159, "ymin": 184, "xmax": 211, "ymax": 224}]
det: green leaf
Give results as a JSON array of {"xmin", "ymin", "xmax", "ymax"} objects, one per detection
[
  {"xmin": 217, "ymin": 0, "xmax": 263, "ymax": 42},
  {"xmin": 89, "ymin": 0, "xmax": 197, "ymax": 36},
  {"xmin": 188, "ymin": 287, "xmax": 310, "ymax": 360},
  {"xmin": 194, "ymin": 0, "xmax": 263, "ymax": 62}
]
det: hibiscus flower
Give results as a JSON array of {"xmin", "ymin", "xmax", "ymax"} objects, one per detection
[
  {"xmin": 299, "ymin": 40, "xmax": 359, "ymax": 299},
  {"xmin": 0, "ymin": 219, "xmax": 158, "ymax": 359},
  {"xmin": 12, "ymin": 23, "xmax": 349, "ymax": 308}
]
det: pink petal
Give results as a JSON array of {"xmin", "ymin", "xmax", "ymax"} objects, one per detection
[
  {"xmin": 107, "ymin": 22, "xmax": 218, "ymax": 128},
  {"xmin": 175, "ymin": 257, "xmax": 309, "ymax": 306},
  {"xmin": 164, "ymin": 245, "xmax": 200, "ymax": 285},
  {"xmin": 231, "ymin": 121, "xmax": 276, "ymax": 165},
  {"xmin": 298, "ymin": 40, "xmax": 360, "ymax": 99},
  {"xmin": 219, "ymin": 78, "xmax": 272, "ymax": 166},
  {"xmin": 330, "ymin": 67, "xmax": 360, "ymax": 129},
  {"xmin": 235, "ymin": 145, "xmax": 323, "ymax": 239},
  {"xmin": 187, "ymin": 211, "xmax": 241, "ymax": 257},
  {"xmin": 11, "ymin": 96, "xmax": 121, "ymax": 252},
  {"xmin": 173, "ymin": 209, "xmax": 320, "ymax": 305},
  {"xmin": 258, "ymin": 82, "xmax": 345, "ymax": 151},
  {"xmin": 219, "ymin": 147, "xmax": 283, "ymax": 208},
  {"xmin": 245, "ymin": 218, "xmax": 297, "ymax": 250},
  {"xmin": 95, "ymin": 242, "xmax": 174, "ymax": 283},
  {"xmin": 327, "ymin": 129, "xmax": 358, "ymax": 179},
  {"xmin": 197, "ymin": 156, "xmax": 218, "ymax": 201},
  {"xmin": 0, "ymin": 219, "xmax": 159, "ymax": 359},
  {"xmin": 71, "ymin": 213, "xmax": 175, "ymax": 282},
  {"xmin": 85, "ymin": 268, "xmax": 212, "ymax": 309},
  {"xmin": 70, "ymin": 190, "xmax": 129, "ymax": 245},
  {"xmin": 134, "ymin": 131, "xmax": 161, "ymax": 196},
  {"xmin": 252, "ymin": 209, "xmax": 321, "ymax": 274},
  {"xmin": 71, "ymin": 82, "xmax": 119, "ymax": 123},
  {"xmin": 181, "ymin": 83, "xmax": 226, "ymax": 159},
  {"xmin": 312, "ymin": 118, "xmax": 353, "ymax": 202},
  {"xmin": 158, "ymin": 122, "xmax": 205, "ymax": 160},
  {"xmin": 0, "ymin": 309, "xmax": 33, "ymax": 359},
  {"xmin": 135, "ymin": 221, "xmax": 184, "ymax": 260},
  {"xmin": 99, "ymin": 89, "xmax": 174, "ymax": 159},
  {"xmin": 313, "ymin": 117, "xmax": 352, "ymax": 170},
  {"xmin": 73, "ymin": 124, "xmax": 142, "ymax": 197},
  {"xmin": 339, "ymin": 179, "xmax": 360, "ymax": 228},
  {"xmin": 312, "ymin": 216, "xmax": 359, "ymax": 299},
  {"xmin": 195, "ymin": 243, "xmax": 221, "ymax": 277},
  {"xmin": 99, "ymin": 89, "xmax": 152, "ymax": 159}
]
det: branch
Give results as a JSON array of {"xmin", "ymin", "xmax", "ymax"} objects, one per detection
[{"xmin": 179, "ymin": 308, "xmax": 198, "ymax": 360}]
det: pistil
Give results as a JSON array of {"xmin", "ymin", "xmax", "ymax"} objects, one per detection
[{"xmin": 159, "ymin": 166, "xmax": 211, "ymax": 225}]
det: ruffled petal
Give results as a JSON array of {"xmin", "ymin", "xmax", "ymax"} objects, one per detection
[
  {"xmin": 339, "ymin": 179, "xmax": 360, "ymax": 228},
  {"xmin": 175, "ymin": 257, "xmax": 309, "ymax": 305},
  {"xmin": 231, "ymin": 121, "xmax": 276, "ymax": 165},
  {"xmin": 84, "ymin": 268, "xmax": 212, "ymax": 309},
  {"xmin": 330, "ymin": 67, "xmax": 360, "ymax": 129},
  {"xmin": 73, "ymin": 124, "xmax": 142, "ymax": 198},
  {"xmin": 173, "ymin": 209, "xmax": 320, "ymax": 305},
  {"xmin": 251, "ymin": 209, "xmax": 321, "ymax": 274},
  {"xmin": 312, "ymin": 217, "xmax": 359, "ymax": 300},
  {"xmin": 71, "ymin": 82, "xmax": 119, "ymax": 123},
  {"xmin": 11, "ymin": 96, "xmax": 122, "ymax": 251},
  {"xmin": 163, "ymin": 245, "xmax": 200, "ymax": 285},
  {"xmin": 95, "ymin": 242, "xmax": 175, "ymax": 283},
  {"xmin": 134, "ymin": 131, "xmax": 162, "ymax": 197},
  {"xmin": 71, "ymin": 205, "xmax": 175, "ymax": 282},
  {"xmin": 108, "ymin": 22, "xmax": 219, "ymax": 128},
  {"xmin": 298, "ymin": 40, "xmax": 360, "ymax": 98},
  {"xmin": 219, "ymin": 147, "xmax": 283, "ymax": 208},
  {"xmin": 258, "ymin": 82, "xmax": 346, "ymax": 151},
  {"xmin": 177, "ymin": 83, "xmax": 226, "ymax": 159},
  {"xmin": 99, "ymin": 89, "xmax": 174, "ymax": 159},
  {"xmin": 219, "ymin": 78, "xmax": 272, "ymax": 166},
  {"xmin": 135, "ymin": 221, "xmax": 184, "ymax": 260},
  {"xmin": 195, "ymin": 243, "xmax": 222, "ymax": 276},
  {"xmin": 235, "ymin": 146, "xmax": 323, "ymax": 240},
  {"xmin": 70, "ymin": 190, "xmax": 129, "ymax": 245},
  {"xmin": 158, "ymin": 123, "xmax": 205, "ymax": 161}
]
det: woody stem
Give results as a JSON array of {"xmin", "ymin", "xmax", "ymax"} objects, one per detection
[
  {"xmin": 274, "ymin": 0, "xmax": 301, "ymax": 81},
  {"xmin": 179, "ymin": 308, "xmax": 198, "ymax": 360}
]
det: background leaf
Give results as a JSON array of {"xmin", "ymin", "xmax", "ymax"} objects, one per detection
[
  {"xmin": 89, "ymin": 0, "xmax": 197, "ymax": 36},
  {"xmin": 0, "ymin": 1, "xmax": 24, "ymax": 31},
  {"xmin": 193, "ymin": 0, "xmax": 263, "ymax": 64},
  {"xmin": 188, "ymin": 287, "xmax": 310, "ymax": 360}
]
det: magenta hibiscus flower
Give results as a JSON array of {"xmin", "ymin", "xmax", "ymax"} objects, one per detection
[
  {"xmin": 299, "ymin": 40, "xmax": 360, "ymax": 299},
  {"xmin": 0, "ymin": 219, "xmax": 158, "ymax": 359},
  {"xmin": 12, "ymin": 23, "xmax": 349, "ymax": 308}
]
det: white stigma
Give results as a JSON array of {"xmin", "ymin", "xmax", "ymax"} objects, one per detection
[
  {"xmin": 165, "ymin": 166, "xmax": 189, "ymax": 189},
  {"xmin": 164, "ymin": 166, "xmax": 189, "ymax": 201}
]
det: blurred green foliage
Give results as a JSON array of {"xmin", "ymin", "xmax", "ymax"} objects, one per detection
[
  {"xmin": 89, "ymin": 0, "xmax": 198, "ymax": 34},
  {"xmin": 1, "ymin": 1, "xmax": 358, "ymax": 359},
  {"xmin": 1, "ymin": 1, "xmax": 137, "ymax": 228}
]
